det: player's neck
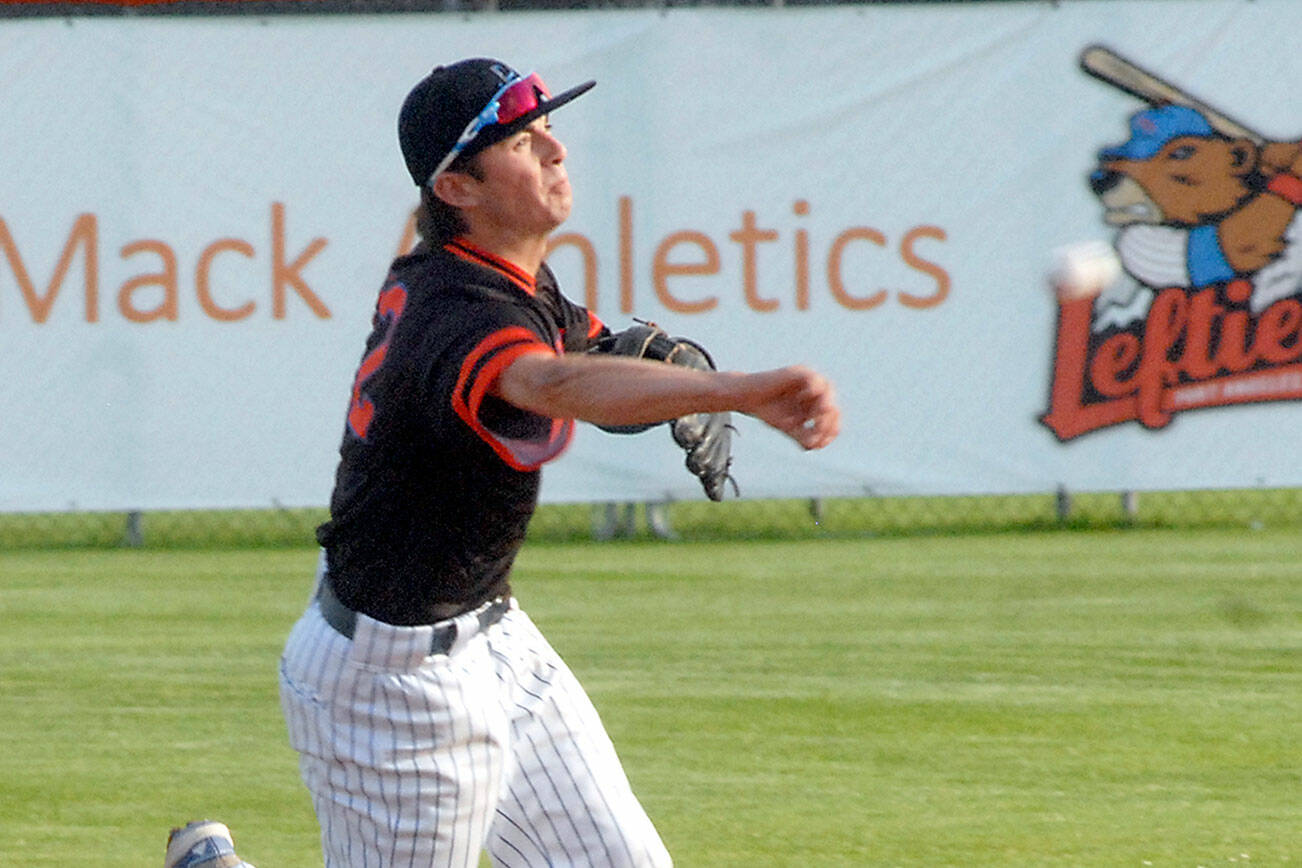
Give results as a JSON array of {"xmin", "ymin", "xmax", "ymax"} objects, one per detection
[{"xmin": 459, "ymin": 226, "xmax": 548, "ymax": 278}]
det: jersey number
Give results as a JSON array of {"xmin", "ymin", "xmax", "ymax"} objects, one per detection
[{"xmin": 347, "ymin": 284, "xmax": 408, "ymax": 439}]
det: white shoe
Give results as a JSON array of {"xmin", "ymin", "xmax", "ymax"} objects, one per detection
[{"xmin": 164, "ymin": 820, "xmax": 255, "ymax": 868}]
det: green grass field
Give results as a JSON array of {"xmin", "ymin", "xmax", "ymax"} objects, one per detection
[{"xmin": 2, "ymin": 529, "xmax": 1299, "ymax": 866}]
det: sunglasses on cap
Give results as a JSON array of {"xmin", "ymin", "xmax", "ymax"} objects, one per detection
[{"xmin": 429, "ymin": 71, "xmax": 551, "ymax": 183}]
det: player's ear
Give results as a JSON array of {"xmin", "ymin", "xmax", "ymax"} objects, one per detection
[{"xmin": 430, "ymin": 171, "xmax": 480, "ymax": 209}]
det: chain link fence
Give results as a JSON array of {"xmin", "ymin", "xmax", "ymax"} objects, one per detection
[{"xmin": 4, "ymin": 487, "xmax": 1302, "ymax": 549}]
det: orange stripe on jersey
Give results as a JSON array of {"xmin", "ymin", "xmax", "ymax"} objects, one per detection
[
  {"xmin": 451, "ymin": 327, "xmax": 571, "ymax": 471},
  {"xmin": 586, "ymin": 311, "xmax": 606, "ymax": 340},
  {"xmin": 445, "ymin": 238, "xmax": 537, "ymax": 295},
  {"xmin": 453, "ymin": 327, "xmax": 540, "ymax": 416}
]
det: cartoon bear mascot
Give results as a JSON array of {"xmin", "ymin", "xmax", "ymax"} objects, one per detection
[{"xmin": 1090, "ymin": 104, "xmax": 1302, "ymax": 312}]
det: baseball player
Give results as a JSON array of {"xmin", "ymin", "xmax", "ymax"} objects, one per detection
[{"xmin": 277, "ymin": 57, "xmax": 840, "ymax": 867}]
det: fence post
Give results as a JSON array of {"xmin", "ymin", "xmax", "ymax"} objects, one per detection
[
  {"xmin": 123, "ymin": 510, "xmax": 144, "ymax": 547},
  {"xmin": 1121, "ymin": 490, "xmax": 1139, "ymax": 523},
  {"xmin": 1055, "ymin": 485, "xmax": 1072, "ymax": 522},
  {"xmin": 646, "ymin": 502, "xmax": 677, "ymax": 540},
  {"xmin": 592, "ymin": 503, "xmax": 626, "ymax": 540}
]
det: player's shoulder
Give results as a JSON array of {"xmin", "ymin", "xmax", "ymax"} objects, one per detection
[
  {"xmin": 390, "ymin": 240, "xmax": 453, "ymax": 281},
  {"xmin": 382, "ymin": 242, "xmax": 477, "ymax": 307}
]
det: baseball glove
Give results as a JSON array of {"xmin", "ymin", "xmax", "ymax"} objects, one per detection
[{"xmin": 590, "ymin": 323, "xmax": 737, "ymax": 501}]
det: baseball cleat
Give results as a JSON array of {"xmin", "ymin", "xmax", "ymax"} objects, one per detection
[{"xmin": 164, "ymin": 820, "xmax": 255, "ymax": 868}]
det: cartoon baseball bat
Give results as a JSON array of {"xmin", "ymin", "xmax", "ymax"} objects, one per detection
[{"xmin": 1079, "ymin": 44, "xmax": 1264, "ymax": 145}]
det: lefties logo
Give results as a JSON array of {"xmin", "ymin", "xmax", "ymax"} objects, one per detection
[{"xmin": 1042, "ymin": 46, "xmax": 1302, "ymax": 441}]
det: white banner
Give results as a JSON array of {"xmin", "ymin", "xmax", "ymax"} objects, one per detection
[{"xmin": 3, "ymin": 0, "xmax": 1302, "ymax": 511}]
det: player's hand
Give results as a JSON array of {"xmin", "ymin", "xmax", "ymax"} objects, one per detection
[{"xmin": 737, "ymin": 365, "xmax": 840, "ymax": 450}]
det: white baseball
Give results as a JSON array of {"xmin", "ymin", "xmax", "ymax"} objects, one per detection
[{"xmin": 1050, "ymin": 240, "xmax": 1121, "ymax": 299}]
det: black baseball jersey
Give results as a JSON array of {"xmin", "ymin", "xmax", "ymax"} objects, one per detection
[{"xmin": 317, "ymin": 237, "xmax": 605, "ymax": 626}]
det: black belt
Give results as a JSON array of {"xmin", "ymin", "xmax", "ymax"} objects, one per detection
[{"xmin": 316, "ymin": 578, "xmax": 510, "ymax": 656}]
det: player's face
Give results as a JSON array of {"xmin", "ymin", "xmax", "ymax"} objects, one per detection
[{"xmin": 472, "ymin": 117, "xmax": 572, "ymax": 237}]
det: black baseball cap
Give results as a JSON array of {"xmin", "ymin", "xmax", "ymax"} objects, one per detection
[{"xmin": 398, "ymin": 58, "xmax": 596, "ymax": 187}]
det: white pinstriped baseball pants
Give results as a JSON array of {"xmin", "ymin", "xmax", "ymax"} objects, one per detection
[{"xmin": 278, "ymin": 569, "xmax": 672, "ymax": 867}]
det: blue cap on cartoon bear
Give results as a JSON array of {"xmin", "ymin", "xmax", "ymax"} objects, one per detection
[{"xmin": 1100, "ymin": 104, "xmax": 1216, "ymax": 161}]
